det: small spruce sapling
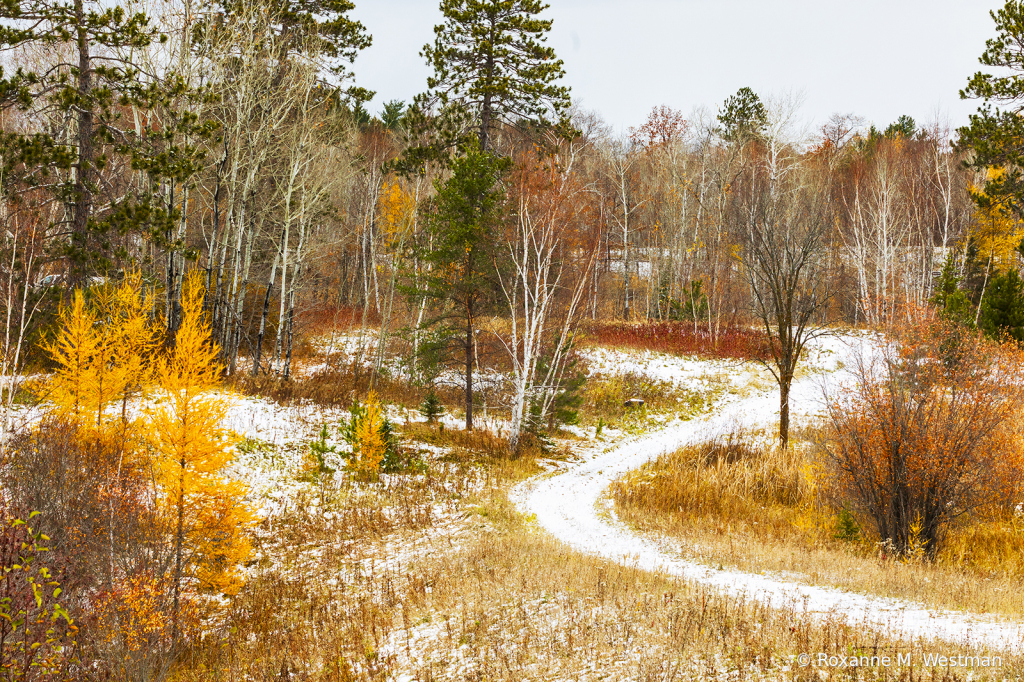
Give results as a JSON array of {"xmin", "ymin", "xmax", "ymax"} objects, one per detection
[
  {"xmin": 306, "ymin": 425, "xmax": 337, "ymax": 479},
  {"xmin": 833, "ymin": 508, "xmax": 861, "ymax": 542},
  {"xmin": 419, "ymin": 388, "xmax": 445, "ymax": 424}
]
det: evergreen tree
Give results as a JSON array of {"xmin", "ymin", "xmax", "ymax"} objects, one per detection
[
  {"xmin": 931, "ymin": 256, "xmax": 976, "ymax": 328},
  {"xmin": 535, "ymin": 348, "xmax": 585, "ymax": 433},
  {"xmin": 420, "ymin": 0, "xmax": 571, "ymax": 151},
  {"xmin": 419, "ymin": 388, "xmax": 445, "ymax": 424},
  {"xmin": 717, "ymin": 87, "xmax": 767, "ymax": 141},
  {"xmin": 980, "ymin": 269, "xmax": 1024, "ymax": 340},
  {"xmin": 0, "ymin": 0, "xmax": 208, "ymax": 283},
  {"xmin": 381, "ymin": 100, "xmax": 407, "ymax": 130},
  {"xmin": 417, "ymin": 141, "xmax": 510, "ymax": 430},
  {"xmin": 884, "ymin": 114, "xmax": 917, "ymax": 139},
  {"xmin": 959, "ymin": 1, "xmax": 1024, "ymax": 216}
]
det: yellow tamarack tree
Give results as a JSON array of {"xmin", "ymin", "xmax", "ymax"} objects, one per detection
[
  {"xmin": 40, "ymin": 270, "xmax": 254, "ymax": 654},
  {"xmin": 42, "ymin": 290, "xmax": 106, "ymax": 428},
  {"xmin": 99, "ymin": 270, "xmax": 160, "ymax": 423},
  {"xmin": 147, "ymin": 269, "xmax": 252, "ymax": 647},
  {"xmin": 352, "ymin": 392, "xmax": 387, "ymax": 476},
  {"xmin": 42, "ymin": 271, "xmax": 160, "ymax": 435}
]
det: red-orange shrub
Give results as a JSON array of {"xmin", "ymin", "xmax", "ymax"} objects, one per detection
[
  {"xmin": 824, "ymin": 319, "xmax": 1024, "ymax": 556},
  {"xmin": 585, "ymin": 321, "xmax": 772, "ymax": 361}
]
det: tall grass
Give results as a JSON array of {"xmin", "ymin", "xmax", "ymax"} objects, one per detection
[
  {"xmin": 610, "ymin": 432, "xmax": 823, "ymax": 540},
  {"xmin": 585, "ymin": 321, "xmax": 772, "ymax": 361},
  {"xmin": 611, "ymin": 428, "xmax": 1024, "ymax": 617}
]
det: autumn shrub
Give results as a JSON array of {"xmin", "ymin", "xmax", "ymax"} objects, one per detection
[
  {"xmin": 87, "ymin": 572, "xmax": 188, "ymax": 682},
  {"xmin": 0, "ymin": 508, "xmax": 79, "ymax": 681},
  {"xmin": 3, "ymin": 419, "xmax": 161, "ymax": 596},
  {"xmin": 584, "ymin": 321, "xmax": 771, "ymax": 361},
  {"xmin": 823, "ymin": 318, "xmax": 1024, "ymax": 557}
]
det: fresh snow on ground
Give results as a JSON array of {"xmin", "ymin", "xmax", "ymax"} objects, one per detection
[{"xmin": 513, "ymin": 333, "xmax": 1024, "ymax": 651}]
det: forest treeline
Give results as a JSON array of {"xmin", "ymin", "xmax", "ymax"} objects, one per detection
[{"xmin": 0, "ymin": 0, "xmax": 1021, "ymax": 433}]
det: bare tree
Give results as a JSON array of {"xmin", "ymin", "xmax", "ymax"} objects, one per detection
[{"xmin": 742, "ymin": 166, "xmax": 834, "ymax": 448}]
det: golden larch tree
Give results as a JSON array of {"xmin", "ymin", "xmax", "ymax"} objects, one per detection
[{"xmin": 147, "ymin": 270, "xmax": 253, "ymax": 647}]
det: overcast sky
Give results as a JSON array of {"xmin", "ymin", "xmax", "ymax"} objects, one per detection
[{"xmin": 348, "ymin": 0, "xmax": 1007, "ymax": 137}]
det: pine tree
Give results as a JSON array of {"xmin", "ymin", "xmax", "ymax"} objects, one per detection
[
  {"xmin": 959, "ymin": 1, "xmax": 1024, "ymax": 216},
  {"xmin": 211, "ymin": 0, "xmax": 372, "ymax": 102},
  {"xmin": 0, "ymin": 0, "xmax": 208, "ymax": 282},
  {"xmin": 980, "ymin": 269, "xmax": 1024, "ymax": 340},
  {"xmin": 419, "ymin": 388, "xmax": 445, "ymax": 424},
  {"xmin": 717, "ymin": 87, "xmax": 767, "ymax": 141},
  {"xmin": 931, "ymin": 256, "xmax": 975, "ymax": 328},
  {"xmin": 420, "ymin": 0, "xmax": 571, "ymax": 151},
  {"xmin": 416, "ymin": 141, "xmax": 510, "ymax": 430}
]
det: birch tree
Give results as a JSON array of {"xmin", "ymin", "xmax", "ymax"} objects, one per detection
[{"xmin": 498, "ymin": 137, "xmax": 596, "ymax": 450}]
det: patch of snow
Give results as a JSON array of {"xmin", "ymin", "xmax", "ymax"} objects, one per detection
[{"xmin": 513, "ymin": 332, "xmax": 1024, "ymax": 651}]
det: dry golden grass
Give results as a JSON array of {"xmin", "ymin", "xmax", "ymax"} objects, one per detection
[
  {"xmin": 581, "ymin": 371, "xmax": 720, "ymax": 431},
  {"xmin": 177, "ymin": 329, "xmax": 1024, "ymax": 680},
  {"xmin": 168, "ymin": 456, "xmax": 1024, "ymax": 682},
  {"xmin": 611, "ymin": 427, "xmax": 1024, "ymax": 618}
]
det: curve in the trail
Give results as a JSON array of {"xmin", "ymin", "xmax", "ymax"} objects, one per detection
[{"xmin": 512, "ymin": 335, "xmax": 1024, "ymax": 652}]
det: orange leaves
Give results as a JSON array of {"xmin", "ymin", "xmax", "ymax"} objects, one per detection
[
  {"xmin": 93, "ymin": 574, "xmax": 174, "ymax": 653},
  {"xmin": 824, "ymin": 318, "xmax": 1024, "ymax": 555},
  {"xmin": 629, "ymin": 105, "xmax": 689, "ymax": 150}
]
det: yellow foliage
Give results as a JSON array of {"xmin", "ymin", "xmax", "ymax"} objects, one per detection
[
  {"xmin": 147, "ymin": 269, "xmax": 253, "ymax": 596},
  {"xmin": 377, "ymin": 181, "xmax": 416, "ymax": 246},
  {"xmin": 351, "ymin": 392, "xmax": 386, "ymax": 477},
  {"xmin": 39, "ymin": 268, "xmax": 255, "ymax": 614},
  {"xmin": 970, "ymin": 167, "xmax": 1024, "ymax": 268},
  {"xmin": 41, "ymin": 271, "xmax": 160, "ymax": 432}
]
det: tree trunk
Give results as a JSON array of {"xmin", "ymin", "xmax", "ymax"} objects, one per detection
[
  {"xmin": 779, "ymin": 373, "xmax": 791, "ymax": 450},
  {"xmin": 253, "ymin": 251, "xmax": 279, "ymax": 376},
  {"xmin": 72, "ymin": 0, "xmax": 93, "ymax": 285},
  {"xmin": 465, "ymin": 304, "xmax": 473, "ymax": 431},
  {"xmin": 171, "ymin": 465, "xmax": 185, "ymax": 651}
]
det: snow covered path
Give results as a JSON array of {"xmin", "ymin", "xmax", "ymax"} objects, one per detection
[{"xmin": 512, "ymin": 335, "xmax": 1024, "ymax": 651}]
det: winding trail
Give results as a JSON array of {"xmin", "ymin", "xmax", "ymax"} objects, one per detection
[{"xmin": 512, "ymin": 334, "xmax": 1024, "ymax": 651}]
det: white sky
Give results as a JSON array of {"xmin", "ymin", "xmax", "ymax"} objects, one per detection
[{"xmin": 349, "ymin": 0, "xmax": 1006, "ymax": 136}]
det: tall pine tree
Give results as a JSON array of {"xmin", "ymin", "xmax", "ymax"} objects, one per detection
[
  {"xmin": 959, "ymin": 1, "xmax": 1024, "ymax": 217},
  {"xmin": 421, "ymin": 0, "xmax": 571, "ymax": 151},
  {"xmin": 418, "ymin": 142, "xmax": 510, "ymax": 430},
  {"xmin": 0, "ymin": 0, "xmax": 208, "ymax": 283}
]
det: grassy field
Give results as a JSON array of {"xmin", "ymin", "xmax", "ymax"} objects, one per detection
[
  {"xmin": 610, "ymin": 427, "xmax": 1024, "ymax": 620},
  {"xmin": 171, "ymin": 436, "xmax": 1023, "ymax": 681},
  {"xmin": 162, "ymin": 330, "xmax": 1024, "ymax": 680}
]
